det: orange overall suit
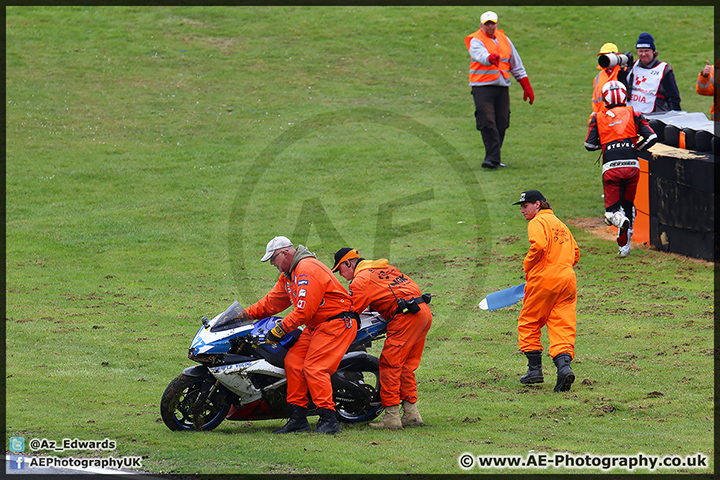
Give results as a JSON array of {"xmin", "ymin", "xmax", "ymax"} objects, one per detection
[
  {"xmin": 348, "ymin": 260, "xmax": 432, "ymax": 407},
  {"xmin": 246, "ymin": 248, "xmax": 357, "ymax": 411},
  {"xmin": 518, "ymin": 209, "xmax": 580, "ymax": 359}
]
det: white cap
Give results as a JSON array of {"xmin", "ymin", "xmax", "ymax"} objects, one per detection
[
  {"xmin": 261, "ymin": 236, "xmax": 293, "ymax": 262},
  {"xmin": 480, "ymin": 11, "xmax": 498, "ymax": 24}
]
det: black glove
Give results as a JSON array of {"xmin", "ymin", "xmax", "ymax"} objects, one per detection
[{"xmin": 266, "ymin": 322, "xmax": 285, "ymax": 344}]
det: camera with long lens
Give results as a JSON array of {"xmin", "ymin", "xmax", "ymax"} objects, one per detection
[{"xmin": 598, "ymin": 53, "xmax": 630, "ymax": 69}]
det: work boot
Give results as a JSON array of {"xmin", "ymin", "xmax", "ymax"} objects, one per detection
[
  {"xmin": 272, "ymin": 404, "xmax": 310, "ymax": 434},
  {"xmin": 313, "ymin": 408, "xmax": 341, "ymax": 435},
  {"xmin": 481, "ymin": 161, "xmax": 497, "ymax": 169},
  {"xmin": 370, "ymin": 405, "xmax": 402, "ymax": 429},
  {"xmin": 520, "ymin": 350, "xmax": 544, "ymax": 384},
  {"xmin": 401, "ymin": 400, "xmax": 423, "ymax": 427},
  {"xmin": 553, "ymin": 353, "xmax": 575, "ymax": 393}
]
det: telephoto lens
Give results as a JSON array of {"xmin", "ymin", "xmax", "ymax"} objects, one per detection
[{"xmin": 598, "ymin": 53, "xmax": 628, "ymax": 69}]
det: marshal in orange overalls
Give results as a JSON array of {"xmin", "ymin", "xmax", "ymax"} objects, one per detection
[
  {"xmin": 518, "ymin": 209, "xmax": 580, "ymax": 359},
  {"xmin": 246, "ymin": 248, "xmax": 357, "ymax": 411},
  {"xmin": 348, "ymin": 259, "xmax": 432, "ymax": 407}
]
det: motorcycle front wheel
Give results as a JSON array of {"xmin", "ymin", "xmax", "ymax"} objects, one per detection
[
  {"xmin": 160, "ymin": 374, "xmax": 230, "ymax": 431},
  {"xmin": 332, "ymin": 355, "xmax": 383, "ymax": 423}
]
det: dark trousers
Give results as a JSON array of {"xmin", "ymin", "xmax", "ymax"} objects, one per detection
[{"xmin": 472, "ymin": 86, "xmax": 510, "ymax": 164}]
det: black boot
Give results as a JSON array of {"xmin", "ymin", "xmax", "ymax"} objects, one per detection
[
  {"xmin": 553, "ymin": 353, "xmax": 575, "ymax": 393},
  {"xmin": 520, "ymin": 350, "xmax": 544, "ymax": 384},
  {"xmin": 313, "ymin": 408, "xmax": 341, "ymax": 435},
  {"xmin": 272, "ymin": 404, "xmax": 311, "ymax": 434}
]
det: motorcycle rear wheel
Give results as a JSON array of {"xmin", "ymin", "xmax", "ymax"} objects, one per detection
[
  {"xmin": 333, "ymin": 355, "xmax": 383, "ymax": 423},
  {"xmin": 160, "ymin": 374, "xmax": 230, "ymax": 431}
]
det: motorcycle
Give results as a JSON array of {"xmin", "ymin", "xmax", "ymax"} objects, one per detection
[{"xmin": 160, "ymin": 301, "xmax": 389, "ymax": 431}]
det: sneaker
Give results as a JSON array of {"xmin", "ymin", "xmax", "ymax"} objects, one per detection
[
  {"xmin": 618, "ymin": 229, "xmax": 633, "ymax": 256},
  {"xmin": 494, "ymin": 162, "xmax": 507, "ymax": 167},
  {"xmin": 617, "ymin": 228, "xmax": 628, "ymax": 247},
  {"xmin": 617, "ymin": 219, "xmax": 630, "ymax": 247}
]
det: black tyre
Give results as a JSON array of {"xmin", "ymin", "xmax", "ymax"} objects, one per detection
[
  {"xmin": 332, "ymin": 355, "xmax": 383, "ymax": 423},
  {"xmin": 160, "ymin": 374, "xmax": 230, "ymax": 431}
]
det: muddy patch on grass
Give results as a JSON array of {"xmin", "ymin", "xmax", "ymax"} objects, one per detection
[{"xmin": 567, "ymin": 217, "xmax": 712, "ymax": 266}]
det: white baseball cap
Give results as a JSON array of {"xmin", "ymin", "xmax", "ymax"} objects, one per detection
[
  {"xmin": 481, "ymin": 11, "xmax": 498, "ymax": 24},
  {"xmin": 261, "ymin": 236, "xmax": 293, "ymax": 262}
]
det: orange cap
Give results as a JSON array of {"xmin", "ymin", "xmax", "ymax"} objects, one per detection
[{"xmin": 331, "ymin": 248, "xmax": 361, "ymax": 272}]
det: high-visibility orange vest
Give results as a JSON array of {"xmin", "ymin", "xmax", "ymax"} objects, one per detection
[
  {"xmin": 592, "ymin": 65, "xmax": 621, "ymax": 113},
  {"xmin": 696, "ymin": 69, "xmax": 715, "ymax": 120},
  {"xmin": 465, "ymin": 29, "xmax": 512, "ymax": 85}
]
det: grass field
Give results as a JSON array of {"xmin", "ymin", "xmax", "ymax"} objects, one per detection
[{"xmin": 5, "ymin": 6, "xmax": 714, "ymax": 476}]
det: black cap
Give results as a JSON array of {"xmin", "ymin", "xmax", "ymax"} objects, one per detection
[{"xmin": 512, "ymin": 190, "xmax": 546, "ymax": 205}]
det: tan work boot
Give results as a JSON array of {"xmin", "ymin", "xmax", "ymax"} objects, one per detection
[
  {"xmin": 401, "ymin": 400, "xmax": 423, "ymax": 427},
  {"xmin": 370, "ymin": 405, "xmax": 402, "ymax": 429}
]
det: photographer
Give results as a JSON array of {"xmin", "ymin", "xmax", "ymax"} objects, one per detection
[
  {"xmin": 592, "ymin": 43, "xmax": 633, "ymax": 115},
  {"xmin": 626, "ymin": 32, "xmax": 681, "ymax": 113},
  {"xmin": 332, "ymin": 248, "xmax": 432, "ymax": 430}
]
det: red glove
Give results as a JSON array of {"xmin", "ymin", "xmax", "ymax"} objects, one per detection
[
  {"xmin": 488, "ymin": 53, "xmax": 500, "ymax": 67},
  {"xmin": 518, "ymin": 76, "xmax": 534, "ymax": 105}
]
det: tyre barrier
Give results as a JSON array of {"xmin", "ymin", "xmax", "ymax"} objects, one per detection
[{"xmin": 646, "ymin": 111, "xmax": 716, "ymax": 154}]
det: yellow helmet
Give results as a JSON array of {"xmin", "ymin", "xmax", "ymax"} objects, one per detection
[{"xmin": 598, "ymin": 42, "xmax": 619, "ymax": 55}]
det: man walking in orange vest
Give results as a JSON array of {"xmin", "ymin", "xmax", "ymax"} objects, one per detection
[
  {"xmin": 465, "ymin": 11, "xmax": 534, "ymax": 169},
  {"xmin": 512, "ymin": 190, "xmax": 579, "ymax": 393}
]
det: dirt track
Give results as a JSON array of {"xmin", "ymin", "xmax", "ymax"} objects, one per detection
[{"xmin": 567, "ymin": 217, "xmax": 711, "ymax": 266}]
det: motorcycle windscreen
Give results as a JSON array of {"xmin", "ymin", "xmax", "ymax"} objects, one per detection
[{"xmin": 210, "ymin": 301, "xmax": 254, "ymax": 332}]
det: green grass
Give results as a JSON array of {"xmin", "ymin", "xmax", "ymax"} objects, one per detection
[{"xmin": 5, "ymin": 5, "xmax": 714, "ymax": 476}]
